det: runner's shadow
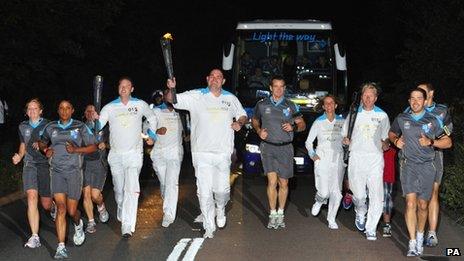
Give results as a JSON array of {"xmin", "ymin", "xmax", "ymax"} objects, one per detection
[
  {"xmin": 238, "ymin": 177, "xmax": 268, "ymax": 227},
  {"xmin": 287, "ymin": 177, "xmax": 311, "ymax": 217},
  {"xmin": 0, "ymin": 200, "xmax": 29, "ymax": 243}
]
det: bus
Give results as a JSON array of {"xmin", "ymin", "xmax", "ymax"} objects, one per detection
[{"xmin": 223, "ymin": 20, "xmax": 348, "ymax": 175}]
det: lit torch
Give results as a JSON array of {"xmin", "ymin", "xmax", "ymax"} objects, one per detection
[{"xmin": 160, "ymin": 33, "xmax": 177, "ymax": 104}]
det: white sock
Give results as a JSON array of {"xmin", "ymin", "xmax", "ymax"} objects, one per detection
[
  {"xmin": 89, "ymin": 219, "xmax": 95, "ymax": 223},
  {"xmin": 32, "ymin": 233, "xmax": 39, "ymax": 238},
  {"xmin": 270, "ymin": 209, "xmax": 277, "ymax": 215},
  {"xmin": 277, "ymin": 209, "xmax": 284, "ymax": 215},
  {"xmin": 58, "ymin": 242, "xmax": 65, "ymax": 247}
]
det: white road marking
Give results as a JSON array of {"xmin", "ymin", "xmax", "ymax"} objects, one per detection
[
  {"xmin": 182, "ymin": 238, "xmax": 205, "ymax": 261},
  {"xmin": 167, "ymin": 238, "xmax": 205, "ymax": 261},
  {"xmin": 167, "ymin": 238, "xmax": 192, "ymax": 261}
]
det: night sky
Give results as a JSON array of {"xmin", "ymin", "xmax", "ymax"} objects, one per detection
[{"xmin": 1, "ymin": 0, "xmax": 462, "ymax": 122}]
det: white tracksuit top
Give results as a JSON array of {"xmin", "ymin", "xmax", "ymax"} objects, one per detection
[
  {"xmin": 99, "ymin": 97, "xmax": 158, "ymax": 153},
  {"xmin": 342, "ymin": 106, "xmax": 390, "ymax": 155},
  {"xmin": 150, "ymin": 106, "xmax": 183, "ymax": 150},
  {"xmin": 173, "ymin": 88, "xmax": 247, "ymax": 156},
  {"xmin": 305, "ymin": 113, "xmax": 345, "ymax": 157}
]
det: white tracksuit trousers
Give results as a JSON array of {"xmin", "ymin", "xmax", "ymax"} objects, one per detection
[
  {"xmin": 151, "ymin": 145, "xmax": 183, "ymax": 220},
  {"xmin": 348, "ymin": 152, "xmax": 384, "ymax": 234},
  {"xmin": 314, "ymin": 149, "xmax": 344, "ymax": 222},
  {"xmin": 192, "ymin": 152, "xmax": 231, "ymax": 232},
  {"xmin": 108, "ymin": 150, "xmax": 143, "ymax": 233}
]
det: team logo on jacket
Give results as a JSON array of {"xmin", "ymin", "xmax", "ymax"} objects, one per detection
[
  {"xmin": 265, "ymin": 107, "xmax": 271, "ymax": 114},
  {"xmin": 52, "ymin": 130, "xmax": 58, "ymax": 138},
  {"xmin": 404, "ymin": 121, "xmax": 411, "ymax": 130},
  {"xmin": 422, "ymin": 123, "xmax": 433, "ymax": 133},
  {"xmin": 221, "ymin": 100, "xmax": 231, "ymax": 107},
  {"xmin": 283, "ymin": 107, "xmax": 291, "ymax": 117},
  {"xmin": 25, "ymin": 129, "xmax": 31, "ymax": 137},
  {"xmin": 70, "ymin": 129, "xmax": 79, "ymax": 140}
]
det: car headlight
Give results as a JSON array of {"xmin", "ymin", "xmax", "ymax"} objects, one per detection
[{"xmin": 245, "ymin": 144, "xmax": 261, "ymax": 154}]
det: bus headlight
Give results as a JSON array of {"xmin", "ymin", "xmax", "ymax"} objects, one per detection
[{"xmin": 245, "ymin": 144, "xmax": 261, "ymax": 154}]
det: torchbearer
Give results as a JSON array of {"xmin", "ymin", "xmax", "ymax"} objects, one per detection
[
  {"xmin": 165, "ymin": 69, "xmax": 247, "ymax": 239},
  {"xmin": 342, "ymin": 82, "xmax": 390, "ymax": 241}
]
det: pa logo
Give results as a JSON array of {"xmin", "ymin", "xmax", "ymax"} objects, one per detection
[{"xmin": 446, "ymin": 248, "xmax": 461, "ymax": 256}]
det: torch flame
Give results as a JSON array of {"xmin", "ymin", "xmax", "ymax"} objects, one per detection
[{"xmin": 163, "ymin": 33, "xmax": 173, "ymax": 41}]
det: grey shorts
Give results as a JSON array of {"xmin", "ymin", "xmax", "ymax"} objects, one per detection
[
  {"xmin": 400, "ymin": 160, "xmax": 435, "ymax": 200},
  {"xmin": 260, "ymin": 142, "xmax": 294, "ymax": 179},
  {"xmin": 434, "ymin": 150, "xmax": 444, "ymax": 184},
  {"xmin": 83, "ymin": 159, "xmax": 107, "ymax": 190},
  {"xmin": 22, "ymin": 161, "xmax": 51, "ymax": 197},
  {"xmin": 50, "ymin": 168, "xmax": 83, "ymax": 200}
]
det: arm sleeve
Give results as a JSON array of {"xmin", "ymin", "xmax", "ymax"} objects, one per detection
[
  {"xmin": 142, "ymin": 101, "xmax": 159, "ymax": 132},
  {"xmin": 389, "ymin": 116, "xmax": 402, "ymax": 136},
  {"xmin": 97, "ymin": 105, "xmax": 110, "ymax": 131},
  {"xmin": 18, "ymin": 127, "xmax": 24, "ymax": 143},
  {"xmin": 232, "ymin": 96, "xmax": 247, "ymax": 119},
  {"xmin": 40, "ymin": 125, "xmax": 51, "ymax": 144},
  {"xmin": 305, "ymin": 121, "xmax": 318, "ymax": 157},
  {"xmin": 144, "ymin": 109, "xmax": 160, "ymax": 140},
  {"xmin": 443, "ymin": 108, "xmax": 453, "ymax": 134},
  {"xmin": 380, "ymin": 114, "xmax": 391, "ymax": 140},
  {"xmin": 341, "ymin": 113, "xmax": 349, "ymax": 137},
  {"xmin": 173, "ymin": 91, "xmax": 196, "ymax": 111},
  {"xmin": 253, "ymin": 101, "xmax": 262, "ymax": 121}
]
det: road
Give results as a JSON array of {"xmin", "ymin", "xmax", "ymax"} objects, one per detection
[{"xmin": 0, "ymin": 160, "xmax": 463, "ymax": 260}]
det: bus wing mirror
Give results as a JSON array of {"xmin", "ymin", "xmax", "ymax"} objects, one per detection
[
  {"xmin": 222, "ymin": 43, "xmax": 235, "ymax": 71},
  {"xmin": 334, "ymin": 43, "xmax": 347, "ymax": 71}
]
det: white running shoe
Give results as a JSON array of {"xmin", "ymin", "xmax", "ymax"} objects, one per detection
[
  {"xmin": 276, "ymin": 213, "xmax": 285, "ymax": 228},
  {"xmin": 98, "ymin": 204, "xmax": 109, "ymax": 223},
  {"xmin": 355, "ymin": 215, "xmax": 366, "ymax": 231},
  {"xmin": 203, "ymin": 228, "xmax": 214, "ymax": 239},
  {"xmin": 425, "ymin": 231, "xmax": 438, "ymax": 247},
  {"xmin": 366, "ymin": 231, "xmax": 377, "ymax": 241},
  {"xmin": 73, "ymin": 219, "xmax": 85, "ymax": 246},
  {"xmin": 311, "ymin": 201, "xmax": 323, "ymax": 216},
  {"xmin": 86, "ymin": 220, "xmax": 97, "ymax": 234},
  {"xmin": 328, "ymin": 220, "xmax": 339, "ymax": 230},
  {"xmin": 267, "ymin": 213, "xmax": 278, "ymax": 229},
  {"xmin": 24, "ymin": 235, "xmax": 41, "ymax": 248},
  {"xmin": 54, "ymin": 244, "xmax": 68, "ymax": 259},
  {"xmin": 407, "ymin": 240, "xmax": 418, "ymax": 256},
  {"xmin": 194, "ymin": 214, "xmax": 204, "ymax": 223},
  {"xmin": 216, "ymin": 209, "xmax": 226, "ymax": 228},
  {"xmin": 416, "ymin": 232, "xmax": 424, "ymax": 255}
]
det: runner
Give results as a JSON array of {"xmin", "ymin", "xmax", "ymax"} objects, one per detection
[
  {"xmin": 342, "ymin": 82, "xmax": 390, "ymax": 240},
  {"xmin": 82, "ymin": 105, "xmax": 110, "ymax": 234},
  {"xmin": 94, "ymin": 76, "xmax": 162, "ymax": 238},
  {"xmin": 305, "ymin": 95, "xmax": 344, "ymax": 229},
  {"xmin": 252, "ymin": 75, "xmax": 305, "ymax": 229},
  {"xmin": 165, "ymin": 69, "xmax": 247, "ymax": 238},
  {"xmin": 39, "ymin": 100, "xmax": 97, "ymax": 259},
  {"xmin": 145, "ymin": 90, "xmax": 184, "ymax": 227},
  {"xmin": 12, "ymin": 98, "xmax": 55, "ymax": 248},
  {"xmin": 389, "ymin": 88, "xmax": 452, "ymax": 256}
]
